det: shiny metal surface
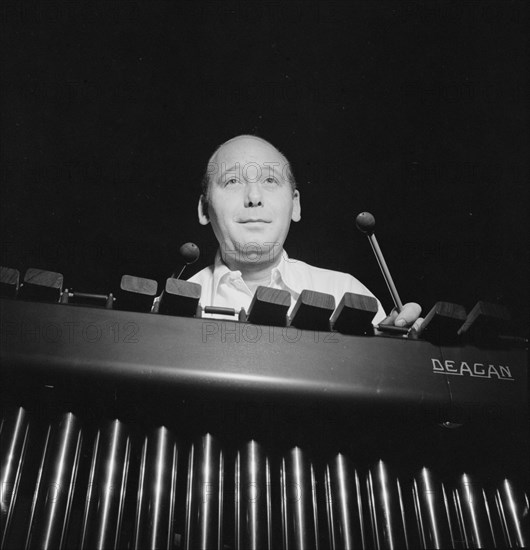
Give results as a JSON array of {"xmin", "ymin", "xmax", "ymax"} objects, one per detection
[
  {"xmin": 494, "ymin": 479, "xmax": 529, "ymax": 548},
  {"xmin": 81, "ymin": 420, "xmax": 130, "ymax": 550},
  {"xmin": 24, "ymin": 412, "xmax": 81, "ymax": 550},
  {"xmin": 412, "ymin": 467, "xmax": 454, "ymax": 549},
  {"xmin": 0, "ymin": 408, "xmax": 29, "ymax": 548},
  {"xmin": 452, "ymin": 473, "xmax": 496, "ymax": 549},
  {"xmin": 134, "ymin": 426, "xmax": 178, "ymax": 550},
  {"xmin": 366, "ymin": 460, "xmax": 410, "ymax": 550},
  {"xmin": 185, "ymin": 434, "xmax": 223, "ymax": 550},
  {"xmin": 324, "ymin": 453, "xmax": 365, "ymax": 550},
  {"xmin": 0, "ymin": 406, "xmax": 527, "ymax": 548},
  {"xmin": 235, "ymin": 440, "xmax": 271, "ymax": 550},
  {"xmin": 281, "ymin": 446, "xmax": 319, "ymax": 550}
]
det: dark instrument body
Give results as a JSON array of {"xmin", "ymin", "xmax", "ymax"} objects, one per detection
[{"xmin": 1, "ymin": 299, "xmax": 528, "ymax": 549}]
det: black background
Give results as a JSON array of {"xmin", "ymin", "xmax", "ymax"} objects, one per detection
[{"xmin": 1, "ymin": 1, "xmax": 528, "ymax": 328}]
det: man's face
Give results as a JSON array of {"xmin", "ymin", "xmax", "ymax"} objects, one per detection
[{"xmin": 198, "ymin": 136, "xmax": 301, "ymax": 266}]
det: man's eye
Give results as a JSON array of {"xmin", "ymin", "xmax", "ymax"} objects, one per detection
[
  {"xmin": 264, "ymin": 177, "xmax": 279, "ymax": 185},
  {"xmin": 225, "ymin": 178, "xmax": 239, "ymax": 185}
]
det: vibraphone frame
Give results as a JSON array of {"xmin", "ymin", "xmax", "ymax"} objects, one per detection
[{"xmin": 0, "ymin": 298, "xmax": 528, "ymax": 549}]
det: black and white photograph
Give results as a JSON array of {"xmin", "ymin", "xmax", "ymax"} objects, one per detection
[{"xmin": 1, "ymin": 1, "xmax": 528, "ymax": 548}]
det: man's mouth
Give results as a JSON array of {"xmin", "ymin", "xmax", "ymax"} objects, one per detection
[{"xmin": 238, "ymin": 219, "xmax": 271, "ymax": 223}]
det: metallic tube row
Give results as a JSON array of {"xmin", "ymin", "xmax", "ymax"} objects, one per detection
[
  {"xmin": 1, "ymin": 408, "xmax": 528, "ymax": 549},
  {"xmin": 0, "ymin": 407, "xmax": 29, "ymax": 549}
]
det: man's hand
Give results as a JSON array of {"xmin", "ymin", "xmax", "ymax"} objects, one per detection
[{"xmin": 380, "ymin": 302, "xmax": 423, "ymax": 332}]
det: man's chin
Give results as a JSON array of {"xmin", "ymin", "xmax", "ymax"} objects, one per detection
[{"xmin": 221, "ymin": 240, "xmax": 283, "ymax": 265}]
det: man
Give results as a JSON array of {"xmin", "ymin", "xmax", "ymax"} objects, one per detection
[{"xmin": 189, "ymin": 134, "xmax": 422, "ymax": 329}]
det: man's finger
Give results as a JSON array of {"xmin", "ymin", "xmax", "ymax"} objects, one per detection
[
  {"xmin": 379, "ymin": 308, "xmax": 398, "ymax": 326},
  {"xmin": 394, "ymin": 302, "xmax": 422, "ymax": 327}
]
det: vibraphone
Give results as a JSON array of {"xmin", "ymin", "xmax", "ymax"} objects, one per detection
[{"xmin": 0, "ymin": 297, "xmax": 528, "ymax": 549}]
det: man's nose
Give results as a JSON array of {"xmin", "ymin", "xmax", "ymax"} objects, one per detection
[{"xmin": 245, "ymin": 181, "xmax": 263, "ymax": 207}]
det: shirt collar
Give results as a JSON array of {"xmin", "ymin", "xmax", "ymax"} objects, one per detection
[
  {"xmin": 212, "ymin": 250, "xmax": 241, "ymax": 296},
  {"xmin": 273, "ymin": 250, "xmax": 300, "ymax": 297},
  {"xmin": 211, "ymin": 248, "xmax": 298, "ymax": 296}
]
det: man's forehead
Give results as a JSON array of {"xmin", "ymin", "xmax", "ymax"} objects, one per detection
[{"xmin": 210, "ymin": 136, "xmax": 288, "ymax": 167}]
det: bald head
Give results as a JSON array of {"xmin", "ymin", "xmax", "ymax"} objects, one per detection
[
  {"xmin": 201, "ymin": 135, "xmax": 297, "ymax": 198},
  {"xmin": 196, "ymin": 134, "xmax": 301, "ymax": 271}
]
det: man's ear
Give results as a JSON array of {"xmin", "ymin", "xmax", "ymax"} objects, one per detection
[
  {"xmin": 198, "ymin": 195, "xmax": 210, "ymax": 225},
  {"xmin": 291, "ymin": 190, "xmax": 301, "ymax": 222}
]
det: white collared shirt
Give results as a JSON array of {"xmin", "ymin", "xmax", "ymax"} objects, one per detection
[{"xmin": 187, "ymin": 250, "xmax": 386, "ymax": 324}]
